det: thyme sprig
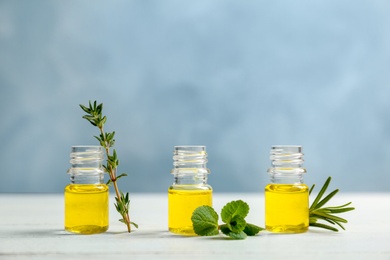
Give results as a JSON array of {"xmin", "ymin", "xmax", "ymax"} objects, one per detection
[
  {"xmin": 309, "ymin": 176, "xmax": 355, "ymax": 232},
  {"xmin": 80, "ymin": 101, "xmax": 137, "ymax": 232}
]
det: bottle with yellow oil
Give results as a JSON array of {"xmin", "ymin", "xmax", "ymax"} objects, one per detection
[
  {"xmin": 168, "ymin": 146, "xmax": 212, "ymax": 235},
  {"xmin": 265, "ymin": 145, "xmax": 309, "ymax": 233},
  {"xmin": 65, "ymin": 146, "xmax": 109, "ymax": 234}
]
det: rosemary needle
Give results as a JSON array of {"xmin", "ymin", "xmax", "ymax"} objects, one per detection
[{"xmin": 309, "ymin": 177, "xmax": 355, "ymax": 232}]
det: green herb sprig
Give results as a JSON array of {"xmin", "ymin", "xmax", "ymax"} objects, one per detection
[
  {"xmin": 191, "ymin": 200, "xmax": 264, "ymax": 239},
  {"xmin": 80, "ymin": 101, "xmax": 138, "ymax": 232},
  {"xmin": 192, "ymin": 177, "xmax": 354, "ymax": 238},
  {"xmin": 309, "ymin": 176, "xmax": 355, "ymax": 232}
]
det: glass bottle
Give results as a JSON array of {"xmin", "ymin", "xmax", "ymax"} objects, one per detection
[
  {"xmin": 265, "ymin": 145, "xmax": 309, "ymax": 233},
  {"xmin": 64, "ymin": 146, "xmax": 109, "ymax": 234},
  {"xmin": 168, "ymin": 146, "xmax": 213, "ymax": 235}
]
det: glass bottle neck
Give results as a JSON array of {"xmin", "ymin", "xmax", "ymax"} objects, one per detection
[
  {"xmin": 68, "ymin": 146, "xmax": 104, "ymax": 185},
  {"xmin": 268, "ymin": 170, "xmax": 305, "ymax": 184},
  {"xmin": 69, "ymin": 169, "xmax": 104, "ymax": 184},
  {"xmin": 268, "ymin": 145, "xmax": 306, "ymax": 184},
  {"xmin": 172, "ymin": 145, "xmax": 208, "ymax": 168},
  {"xmin": 173, "ymin": 173, "xmax": 208, "ymax": 185},
  {"xmin": 171, "ymin": 146, "xmax": 210, "ymax": 185}
]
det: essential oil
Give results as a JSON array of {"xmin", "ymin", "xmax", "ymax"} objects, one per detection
[
  {"xmin": 168, "ymin": 188, "xmax": 212, "ymax": 235},
  {"xmin": 64, "ymin": 146, "xmax": 109, "ymax": 234},
  {"xmin": 65, "ymin": 184, "xmax": 109, "ymax": 234},
  {"xmin": 265, "ymin": 145, "xmax": 309, "ymax": 233},
  {"xmin": 265, "ymin": 183, "xmax": 308, "ymax": 233},
  {"xmin": 168, "ymin": 146, "xmax": 213, "ymax": 236}
]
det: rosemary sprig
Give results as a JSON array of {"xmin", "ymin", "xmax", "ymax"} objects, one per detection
[
  {"xmin": 309, "ymin": 176, "xmax": 355, "ymax": 232},
  {"xmin": 79, "ymin": 101, "xmax": 138, "ymax": 232}
]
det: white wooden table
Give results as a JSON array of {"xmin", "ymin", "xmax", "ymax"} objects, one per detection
[{"xmin": 0, "ymin": 193, "xmax": 389, "ymax": 259}]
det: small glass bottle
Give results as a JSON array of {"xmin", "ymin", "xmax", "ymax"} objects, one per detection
[
  {"xmin": 265, "ymin": 145, "xmax": 309, "ymax": 233},
  {"xmin": 64, "ymin": 146, "xmax": 109, "ymax": 234},
  {"xmin": 168, "ymin": 146, "xmax": 213, "ymax": 235}
]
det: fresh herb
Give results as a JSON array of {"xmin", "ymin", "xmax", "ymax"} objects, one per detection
[
  {"xmin": 79, "ymin": 101, "xmax": 137, "ymax": 232},
  {"xmin": 309, "ymin": 176, "xmax": 355, "ymax": 232},
  {"xmin": 192, "ymin": 177, "xmax": 354, "ymax": 238},
  {"xmin": 191, "ymin": 200, "xmax": 264, "ymax": 239}
]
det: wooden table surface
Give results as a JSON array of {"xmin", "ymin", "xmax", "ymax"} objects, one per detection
[{"xmin": 0, "ymin": 193, "xmax": 389, "ymax": 259}]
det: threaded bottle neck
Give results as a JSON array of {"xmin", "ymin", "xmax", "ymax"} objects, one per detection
[
  {"xmin": 67, "ymin": 146, "xmax": 104, "ymax": 184},
  {"xmin": 267, "ymin": 145, "xmax": 306, "ymax": 184},
  {"xmin": 172, "ymin": 146, "xmax": 208, "ymax": 168},
  {"xmin": 171, "ymin": 146, "xmax": 210, "ymax": 185}
]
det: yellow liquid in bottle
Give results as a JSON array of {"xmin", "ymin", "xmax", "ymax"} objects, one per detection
[
  {"xmin": 168, "ymin": 188, "xmax": 212, "ymax": 235},
  {"xmin": 265, "ymin": 184, "xmax": 309, "ymax": 233},
  {"xmin": 64, "ymin": 184, "xmax": 109, "ymax": 234}
]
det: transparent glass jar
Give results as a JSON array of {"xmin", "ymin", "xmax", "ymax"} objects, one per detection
[
  {"xmin": 168, "ymin": 146, "xmax": 213, "ymax": 235},
  {"xmin": 265, "ymin": 145, "xmax": 309, "ymax": 233},
  {"xmin": 64, "ymin": 146, "xmax": 109, "ymax": 234}
]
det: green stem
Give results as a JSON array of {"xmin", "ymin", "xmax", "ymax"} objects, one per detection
[{"xmin": 98, "ymin": 125, "xmax": 131, "ymax": 233}]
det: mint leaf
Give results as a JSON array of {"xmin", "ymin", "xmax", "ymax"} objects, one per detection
[
  {"xmin": 227, "ymin": 215, "xmax": 247, "ymax": 233},
  {"xmin": 220, "ymin": 224, "xmax": 231, "ymax": 236},
  {"xmin": 192, "ymin": 201, "xmax": 265, "ymax": 239},
  {"xmin": 227, "ymin": 231, "xmax": 247, "ymax": 240},
  {"xmin": 220, "ymin": 224, "xmax": 247, "ymax": 239},
  {"xmin": 191, "ymin": 205, "xmax": 219, "ymax": 236},
  {"xmin": 243, "ymin": 223, "xmax": 264, "ymax": 236},
  {"xmin": 221, "ymin": 200, "xmax": 249, "ymax": 224}
]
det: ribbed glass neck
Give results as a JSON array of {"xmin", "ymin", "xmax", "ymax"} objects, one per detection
[
  {"xmin": 267, "ymin": 145, "xmax": 306, "ymax": 184},
  {"xmin": 171, "ymin": 146, "xmax": 210, "ymax": 185},
  {"xmin": 67, "ymin": 146, "xmax": 104, "ymax": 184},
  {"xmin": 174, "ymin": 174, "xmax": 208, "ymax": 185},
  {"xmin": 172, "ymin": 146, "xmax": 208, "ymax": 168}
]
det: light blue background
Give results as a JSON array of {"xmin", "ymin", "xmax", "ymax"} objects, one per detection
[{"xmin": 1, "ymin": 0, "xmax": 389, "ymax": 193}]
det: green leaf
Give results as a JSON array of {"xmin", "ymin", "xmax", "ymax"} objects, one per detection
[
  {"xmin": 316, "ymin": 189, "xmax": 339, "ymax": 209},
  {"xmin": 243, "ymin": 223, "xmax": 264, "ymax": 236},
  {"xmin": 79, "ymin": 104, "xmax": 90, "ymax": 113},
  {"xmin": 316, "ymin": 206, "xmax": 354, "ymax": 214},
  {"xmin": 309, "ymin": 183, "xmax": 315, "ymax": 196},
  {"xmin": 219, "ymin": 224, "xmax": 231, "ymax": 236},
  {"xmin": 115, "ymin": 202, "xmax": 122, "ymax": 213},
  {"xmin": 327, "ymin": 207, "xmax": 355, "ymax": 214},
  {"xmin": 94, "ymin": 136, "xmax": 105, "ymax": 147},
  {"xmin": 105, "ymin": 132, "xmax": 116, "ymax": 147},
  {"xmin": 101, "ymin": 116, "xmax": 107, "ymax": 125},
  {"xmin": 227, "ymin": 215, "xmax": 247, "ymax": 233},
  {"xmin": 131, "ymin": 222, "xmax": 139, "ymax": 229},
  {"xmin": 191, "ymin": 206, "xmax": 219, "ymax": 236},
  {"xmin": 310, "ymin": 176, "xmax": 331, "ymax": 210},
  {"xmin": 310, "ymin": 222, "xmax": 339, "ymax": 232},
  {"xmin": 220, "ymin": 224, "xmax": 247, "ymax": 239},
  {"xmin": 227, "ymin": 231, "xmax": 247, "ymax": 240},
  {"xmin": 311, "ymin": 211, "xmax": 348, "ymax": 223},
  {"xmin": 309, "ymin": 176, "xmax": 355, "ymax": 232},
  {"xmin": 97, "ymin": 103, "xmax": 103, "ymax": 114},
  {"xmin": 221, "ymin": 200, "xmax": 249, "ymax": 224},
  {"xmin": 117, "ymin": 173, "xmax": 128, "ymax": 181}
]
